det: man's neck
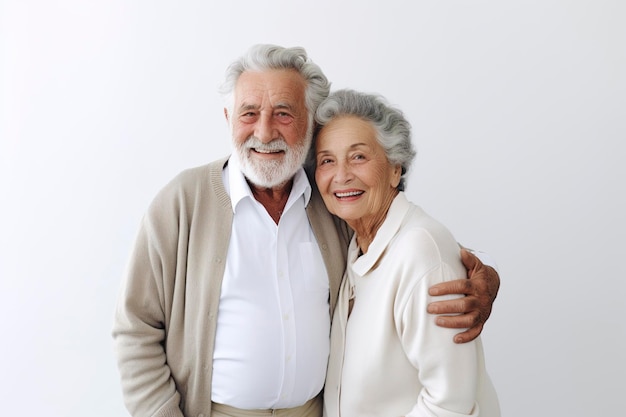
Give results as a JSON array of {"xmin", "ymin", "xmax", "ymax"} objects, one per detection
[{"xmin": 248, "ymin": 179, "xmax": 294, "ymax": 224}]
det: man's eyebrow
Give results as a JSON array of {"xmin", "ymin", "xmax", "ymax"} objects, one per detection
[
  {"xmin": 237, "ymin": 103, "xmax": 294, "ymax": 112},
  {"xmin": 238, "ymin": 103, "xmax": 259, "ymax": 111},
  {"xmin": 273, "ymin": 102, "xmax": 294, "ymax": 111}
]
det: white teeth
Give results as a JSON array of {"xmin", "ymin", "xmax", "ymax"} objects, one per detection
[
  {"xmin": 255, "ymin": 148, "xmax": 281, "ymax": 154},
  {"xmin": 335, "ymin": 191, "xmax": 363, "ymax": 198}
]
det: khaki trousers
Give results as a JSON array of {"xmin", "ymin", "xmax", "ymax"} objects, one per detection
[{"xmin": 211, "ymin": 394, "xmax": 322, "ymax": 417}]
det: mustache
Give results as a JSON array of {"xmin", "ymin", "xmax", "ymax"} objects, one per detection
[{"xmin": 243, "ymin": 136, "xmax": 288, "ymax": 152}]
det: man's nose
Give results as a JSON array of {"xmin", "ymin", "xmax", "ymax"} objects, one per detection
[{"xmin": 255, "ymin": 114, "xmax": 278, "ymax": 143}]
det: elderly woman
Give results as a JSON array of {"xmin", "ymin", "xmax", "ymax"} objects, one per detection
[{"xmin": 314, "ymin": 89, "xmax": 500, "ymax": 417}]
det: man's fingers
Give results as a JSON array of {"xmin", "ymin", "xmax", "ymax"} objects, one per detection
[
  {"xmin": 453, "ymin": 324, "xmax": 483, "ymax": 344},
  {"xmin": 427, "ymin": 296, "xmax": 478, "ymax": 315},
  {"xmin": 433, "ymin": 313, "xmax": 482, "ymax": 343},
  {"xmin": 433, "ymin": 310, "xmax": 480, "ymax": 329},
  {"xmin": 429, "ymin": 278, "xmax": 473, "ymax": 297},
  {"xmin": 460, "ymin": 248, "xmax": 481, "ymax": 272},
  {"xmin": 429, "ymin": 248, "xmax": 500, "ymax": 344},
  {"xmin": 431, "ymin": 306, "xmax": 484, "ymax": 343}
]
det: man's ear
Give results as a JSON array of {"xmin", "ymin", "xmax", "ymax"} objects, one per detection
[{"xmin": 223, "ymin": 108, "xmax": 229, "ymax": 122}]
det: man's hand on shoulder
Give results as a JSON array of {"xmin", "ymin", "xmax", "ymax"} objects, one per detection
[{"xmin": 427, "ymin": 249, "xmax": 500, "ymax": 343}]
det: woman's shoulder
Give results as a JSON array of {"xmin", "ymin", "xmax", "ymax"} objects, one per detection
[
  {"xmin": 398, "ymin": 204, "xmax": 458, "ymax": 252},
  {"xmin": 387, "ymin": 202, "xmax": 463, "ymax": 281}
]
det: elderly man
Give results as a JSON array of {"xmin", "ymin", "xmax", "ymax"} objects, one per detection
[{"xmin": 112, "ymin": 44, "xmax": 500, "ymax": 417}]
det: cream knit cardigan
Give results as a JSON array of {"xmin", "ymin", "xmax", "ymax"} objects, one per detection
[{"xmin": 113, "ymin": 157, "xmax": 351, "ymax": 417}]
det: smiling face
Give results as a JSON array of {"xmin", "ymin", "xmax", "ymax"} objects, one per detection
[
  {"xmin": 315, "ymin": 115, "xmax": 401, "ymax": 232},
  {"xmin": 226, "ymin": 68, "xmax": 311, "ymax": 188}
]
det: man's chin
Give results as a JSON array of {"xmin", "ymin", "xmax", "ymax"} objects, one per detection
[
  {"xmin": 238, "ymin": 148, "xmax": 306, "ymax": 188},
  {"xmin": 242, "ymin": 165, "xmax": 297, "ymax": 189}
]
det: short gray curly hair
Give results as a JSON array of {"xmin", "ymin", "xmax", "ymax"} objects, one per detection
[
  {"xmin": 219, "ymin": 44, "xmax": 331, "ymax": 130},
  {"xmin": 314, "ymin": 89, "xmax": 416, "ymax": 191}
]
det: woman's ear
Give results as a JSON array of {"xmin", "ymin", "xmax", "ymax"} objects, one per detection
[{"xmin": 391, "ymin": 164, "xmax": 402, "ymax": 188}]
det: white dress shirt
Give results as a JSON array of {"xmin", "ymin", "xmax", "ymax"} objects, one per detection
[{"xmin": 211, "ymin": 154, "xmax": 330, "ymax": 409}]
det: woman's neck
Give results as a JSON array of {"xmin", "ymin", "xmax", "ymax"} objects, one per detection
[{"xmin": 350, "ymin": 190, "xmax": 398, "ymax": 255}]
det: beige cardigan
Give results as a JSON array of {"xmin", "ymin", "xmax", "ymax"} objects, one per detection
[{"xmin": 113, "ymin": 157, "xmax": 351, "ymax": 417}]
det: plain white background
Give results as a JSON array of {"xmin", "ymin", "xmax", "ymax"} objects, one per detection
[{"xmin": 1, "ymin": 1, "xmax": 624, "ymax": 416}]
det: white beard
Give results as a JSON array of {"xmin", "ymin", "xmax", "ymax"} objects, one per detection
[{"xmin": 236, "ymin": 133, "xmax": 312, "ymax": 188}]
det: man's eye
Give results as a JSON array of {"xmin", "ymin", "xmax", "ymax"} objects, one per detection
[{"xmin": 276, "ymin": 112, "xmax": 292, "ymax": 119}]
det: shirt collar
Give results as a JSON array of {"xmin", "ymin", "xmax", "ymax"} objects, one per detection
[
  {"xmin": 225, "ymin": 152, "xmax": 312, "ymax": 213},
  {"xmin": 351, "ymin": 192, "xmax": 411, "ymax": 276}
]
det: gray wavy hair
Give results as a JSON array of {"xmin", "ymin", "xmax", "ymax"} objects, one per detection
[
  {"xmin": 314, "ymin": 89, "xmax": 417, "ymax": 191},
  {"xmin": 219, "ymin": 44, "xmax": 331, "ymax": 130}
]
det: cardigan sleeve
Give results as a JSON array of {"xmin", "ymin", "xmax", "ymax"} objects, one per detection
[{"xmin": 112, "ymin": 189, "xmax": 185, "ymax": 417}]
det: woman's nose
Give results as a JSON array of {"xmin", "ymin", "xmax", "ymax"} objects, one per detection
[{"xmin": 333, "ymin": 162, "xmax": 353, "ymax": 184}]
